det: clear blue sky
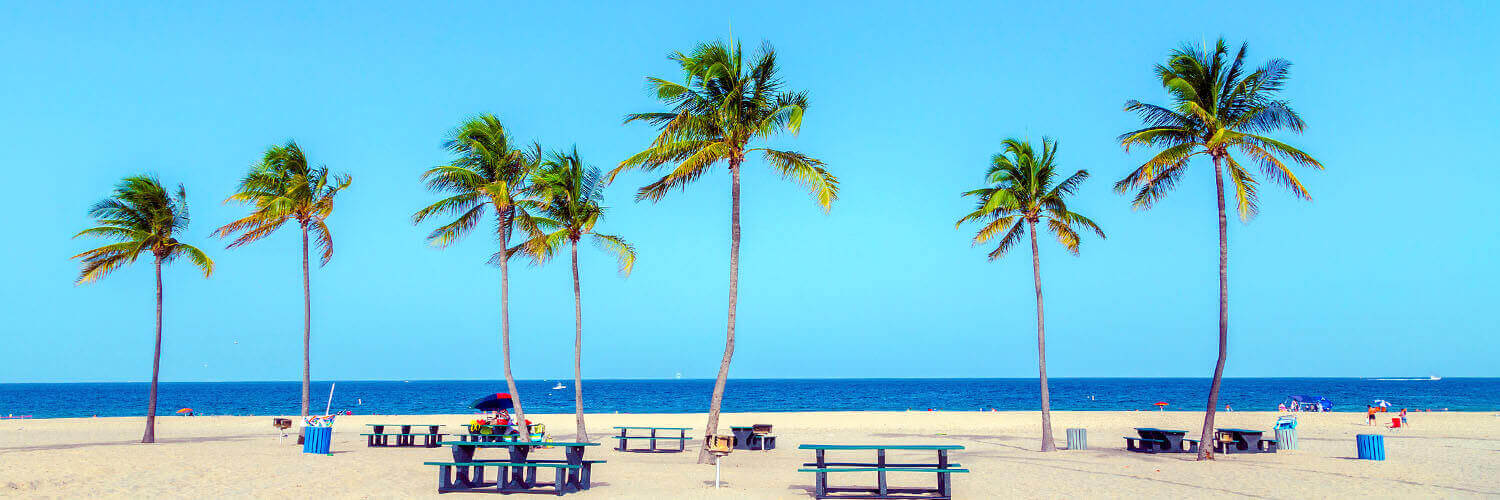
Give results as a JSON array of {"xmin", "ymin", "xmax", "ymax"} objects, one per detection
[{"xmin": 3, "ymin": 1, "xmax": 1496, "ymax": 383}]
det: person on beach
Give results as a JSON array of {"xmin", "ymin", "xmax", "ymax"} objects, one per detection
[
  {"xmin": 1400, "ymin": 408, "xmax": 1409, "ymax": 427},
  {"xmin": 1367, "ymin": 406, "xmax": 1377, "ymax": 425}
]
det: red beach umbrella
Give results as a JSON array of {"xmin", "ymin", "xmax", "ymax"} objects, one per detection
[
  {"xmin": 471, "ymin": 393, "xmax": 516, "ymax": 411},
  {"xmin": 176, "ymin": 408, "xmax": 193, "ymax": 414},
  {"xmin": 1154, "ymin": 402, "xmax": 1168, "ymax": 411}
]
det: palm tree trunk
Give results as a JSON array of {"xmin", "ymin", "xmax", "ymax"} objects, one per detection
[
  {"xmin": 570, "ymin": 238, "xmax": 587, "ymax": 442},
  {"xmin": 301, "ymin": 223, "xmax": 311, "ymax": 418},
  {"xmin": 699, "ymin": 157, "xmax": 741, "ymax": 464},
  {"xmin": 1198, "ymin": 154, "xmax": 1231, "ymax": 460},
  {"xmin": 1029, "ymin": 221, "xmax": 1056, "ymax": 452},
  {"xmin": 143, "ymin": 256, "xmax": 163, "ymax": 444},
  {"xmin": 498, "ymin": 208, "xmax": 529, "ymax": 442}
]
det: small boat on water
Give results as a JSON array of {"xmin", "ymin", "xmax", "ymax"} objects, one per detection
[{"xmin": 552, "ymin": 382, "xmax": 566, "ymax": 390}]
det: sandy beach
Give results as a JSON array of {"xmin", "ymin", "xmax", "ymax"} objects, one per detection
[{"xmin": 2, "ymin": 410, "xmax": 1496, "ymax": 498}]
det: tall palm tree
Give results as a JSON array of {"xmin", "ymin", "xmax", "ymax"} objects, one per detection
[
  {"xmin": 957, "ymin": 138, "xmax": 1103, "ymax": 452},
  {"xmin": 72, "ymin": 175, "xmax": 214, "ymax": 443},
  {"xmin": 413, "ymin": 114, "xmax": 540, "ymax": 440},
  {"xmin": 213, "ymin": 141, "xmax": 351, "ymax": 418},
  {"xmin": 1116, "ymin": 39, "xmax": 1322, "ymax": 460},
  {"xmin": 519, "ymin": 146, "xmax": 637, "ymax": 442},
  {"xmin": 610, "ymin": 38, "xmax": 836, "ymax": 463}
]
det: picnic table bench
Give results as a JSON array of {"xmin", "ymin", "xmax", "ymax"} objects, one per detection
[
  {"xmin": 361, "ymin": 424, "xmax": 445, "ymax": 448},
  {"xmin": 430, "ymin": 440, "xmax": 602, "ymax": 495},
  {"xmin": 798, "ymin": 444, "xmax": 968, "ymax": 499},
  {"xmin": 730, "ymin": 424, "xmax": 777, "ymax": 450},
  {"xmin": 611, "ymin": 426, "xmax": 692, "ymax": 452},
  {"xmin": 1124, "ymin": 428, "xmax": 1199, "ymax": 454},
  {"xmin": 1215, "ymin": 428, "xmax": 1278, "ymax": 454}
]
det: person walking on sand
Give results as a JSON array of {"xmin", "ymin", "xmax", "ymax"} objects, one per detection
[
  {"xmin": 1400, "ymin": 408, "xmax": 1409, "ymax": 427},
  {"xmin": 1367, "ymin": 406, "xmax": 1377, "ymax": 425}
]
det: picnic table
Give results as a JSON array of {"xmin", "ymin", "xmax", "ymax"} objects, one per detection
[
  {"xmin": 798, "ymin": 444, "xmax": 969, "ymax": 499},
  {"xmin": 730, "ymin": 425, "xmax": 777, "ymax": 450},
  {"xmin": 611, "ymin": 426, "xmax": 692, "ymax": 452},
  {"xmin": 361, "ymin": 424, "xmax": 445, "ymax": 448},
  {"xmin": 1124, "ymin": 428, "xmax": 1200, "ymax": 454},
  {"xmin": 427, "ymin": 440, "xmax": 603, "ymax": 495},
  {"xmin": 1215, "ymin": 428, "xmax": 1278, "ymax": 454}
]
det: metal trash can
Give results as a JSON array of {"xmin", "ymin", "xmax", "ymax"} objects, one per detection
[
  {"xmin": 303, "ymin": 426, "xmax": 333, "ymax": 455},
  {"xmin": 1066, "ymin": 428, "xmax": 1088, "ymax": 450},
  {"xmin": 1355, "ymin": 434, "xmax": 1384, "ymax": 460},
  {"xmin": 1275, "ymin": 427, "xmax": 1299, "ymax": 450}
]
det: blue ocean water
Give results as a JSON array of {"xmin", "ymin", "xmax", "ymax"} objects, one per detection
[{"xmin": 0, "ymin": 378, "xmax": 1492, "ymax": 419}]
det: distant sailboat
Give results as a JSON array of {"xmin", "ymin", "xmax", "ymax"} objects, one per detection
[
  {"xmin": 1429, "ymin": 374, "xmax": 1442, "ymax": 381},
  {"xmin": 552, "ymin": 382, "xmax": 566, "ymax": 390}
]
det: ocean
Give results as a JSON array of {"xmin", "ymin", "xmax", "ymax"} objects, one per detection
[{"xmin": 0, "ymin": 378, "xmax": 1491, "ymax": 419}]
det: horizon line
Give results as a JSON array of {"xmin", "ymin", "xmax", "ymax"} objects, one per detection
[{"xmin": 0, "ymin": 375, "xmax": 1477, "ymax": 385}]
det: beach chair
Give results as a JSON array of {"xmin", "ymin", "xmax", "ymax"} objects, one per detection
[{"xmin": 1387, "ymin": 417, "xmax": 1402, "ymax": 431}]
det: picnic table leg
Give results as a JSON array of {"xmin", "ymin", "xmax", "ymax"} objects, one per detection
[
  {"xmin": 617, "ymin": 428, "xmax": 627, "ymax": 451},
  {"xmin": 679, "ymin": 429, "xmax": 686, "ymax": 451},
  {"xmin": 877, "ymin": 449, "xmax": 888, "ymax": 497},
  {"xmin": 650, "ymin": 428, "xmax": 658, "ymax": 451},
  {"xmin": 938, "ymin": 450, "xmax": 950, "ymax": 497},
  {"xmin": 508, "ymin": 445, "xmax": 532, "ymax": 489},
  {"xmin": 438, "ymin": 464, "xmax": 451, "ymax": 491},
  {"xmin": 451, "ymin": 445, "xmax": 476, "ymax": 487},
  {"xmin": 816, "ymin": 449, "xmax": 827, "ymax": 498},
  {"xmin": 564, "ymin": 445, "xmax": 585, "ymax": 490}
]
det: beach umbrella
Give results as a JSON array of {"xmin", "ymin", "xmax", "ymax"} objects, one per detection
[
  {"xmin": 1373, "ymin": 399, "xmax": 1390, "ymax": 408},
  {"xmin": 1154, "ymin": 402, "xmax": 1168, "ymax": 411},
  {"xmin": 176, "ymin": 408, "xmax": 193, "ymax": 414},
  {"xmin": 470, "ymin": 393, "xmax": 516, "ymax": 411}
]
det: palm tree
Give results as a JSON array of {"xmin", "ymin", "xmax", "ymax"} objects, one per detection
[
  {"xmin": 957, "ymin": 138, "xmax": 1103, "ymax": 452},
  {"xmin": 72, "ymin": 175, "xmax": 214, "ymax": 443},
  {"xmin": 518, "ymin": 146, "xmax": 637, "ymax": 442},
  {"xmin": 213, "ymin": 141, "xmax": 351, "ymax": 418},
  {"xmin": 610, "ymin": 38, "xmax": 836, "ymax": 463},
  {"xmin": 1116, "ymin": 39, "xmax": 1322, "ymax": 460},
  {"xmin": 413, "ymin": 114, "xmax": 541, "ymax": 441}
]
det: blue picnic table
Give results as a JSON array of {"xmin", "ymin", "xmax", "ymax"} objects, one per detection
[
  {"xmin": 1215, "ymin": 428, "xmax": 1278, "ymax": 454},
  {"xmin": 611, "ymin": 426, "xmax": 692, "ymax": 452},
  {"xmin": 1125, "ymin": 428, "xmax": 1199, "ymax": 454},
  {"xmin": 427, "ymin": 440, "xmax": 603, "ymax": 495},
  {"xmin": 798, "ymin": 444, "xmax": 969, "ymax": 499},
  {"xmin": 360, "ymin": 424, "xmax": 445, "ymax": 448}
]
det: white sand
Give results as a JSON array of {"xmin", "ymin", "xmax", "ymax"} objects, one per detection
[{"xmin": 2, "ymin": 411, "xmax": 1496, "ymax": 498}]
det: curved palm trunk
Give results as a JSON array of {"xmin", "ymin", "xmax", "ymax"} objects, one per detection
[
  {"xmin": 498, "ymin": 209, "xmax": 530, "ymax": 442},
  {"xmin": 698, "ymin": 158, "xmax": 741, "ymax": 464},
  {"xmin": 1198, "ymin": 155, "xmax": 1231, "ymax": 460},
  {"xmin": 301, "ymin": 223, "xmax": 311, "ymax": 418},
  {"xmin": 142, "ymin": 257, "xmax": 163, "ymax": 444},
  {"xmin": 570, "ymin": 239, "xmax": 587, "ymax": 442},
  {"xmin": 1028, "ymin": 221, "xmax": 1056, "ymax": 452}
]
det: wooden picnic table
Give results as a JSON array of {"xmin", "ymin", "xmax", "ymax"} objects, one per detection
[
  {"xmin": 1215, "ymin": 428, "xmax": 1277, "ymax": 454},
  {"xmin": 361, "ymin": 424, "xmax": 445, "ymax": 448},
  {"xmin": 1126, "ymin": 427, "xmax": 1199, "ymax": 454},
  {"xmin": 433, "ymin": 440, "xmax": 601, "ymax": 495},
  {"xmin": 798, "ymin": 444, "xmax": 969, "ymax": 499},
  {"xmin": 611, "ymin": 426, "xmax": 692, "ymax": 452}
]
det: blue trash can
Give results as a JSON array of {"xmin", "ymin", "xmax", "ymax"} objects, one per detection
[
  {"xmin": 303, "ymin": 426, "xmax": 333, "ymax": 455},
  {"xmin": 1355, "ymin": 434, "xmax": 1384, "ymax": 460},
  {"xmin": 1275, "ymin": 428, "xmax": 1298, "ymax": 450}
]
